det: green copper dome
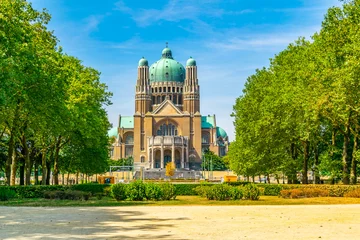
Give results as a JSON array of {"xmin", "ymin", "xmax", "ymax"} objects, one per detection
[
  {"xmin": 186, "ymin": 57, "xmax": 196, "ymax": 66},
  {"xmin": 216, "ymin": 126, "xmax": 228, "ymax": 139},
  {"xmin": 138, "ymin": 57, "xmax": 148, "ymax": 66},
  {"xmin": 150, "ymin": 47, "xmax": 185, "ymax": 83}
]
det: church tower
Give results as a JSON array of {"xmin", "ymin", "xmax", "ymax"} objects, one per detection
[
  {"xmin": 183, "ymin": 57, "xmax": 200, "ymax": 114},
  {"xmin": 135, "ymin": 57, "xmax": 151, "ymax": 114}
]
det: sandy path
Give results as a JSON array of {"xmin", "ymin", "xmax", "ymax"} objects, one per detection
[{"xmin": 1, "ymin": 205, "xmax": 359, "ymax": 240}]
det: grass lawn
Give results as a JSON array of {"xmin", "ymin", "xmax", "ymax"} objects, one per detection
[{"xmin": 1, "ymin": 195, "xmax": 360, "ymax": 207}]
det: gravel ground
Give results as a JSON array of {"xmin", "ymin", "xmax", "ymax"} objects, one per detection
[{"xmin": 1, "ymin": 205, "xmax": 359, "ymax": 240}]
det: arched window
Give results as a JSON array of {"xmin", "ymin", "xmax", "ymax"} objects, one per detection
[
  {"xmin": 157, "ymin": 96, "xmax": 161, "ymax": 103},
  {"xmin": 141, "ymin": 156, "xmax": 145, "ymax": 163},
  {"xmin": 156, "ymin": 123, "xmax": 178, "ymax": 136},
  {"xmin": 202, "ymin": 132, "xmax": 210, "ymax": 144},
  {"xmin": 125, "ymin": 134, "xmax": 134, "ymax": 144},
  {"xmin": 178, "ymin": 95, "xmax": 182, "ymax": 104}
]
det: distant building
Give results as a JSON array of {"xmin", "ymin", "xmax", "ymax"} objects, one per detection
[{"xmin": 108, "ymin": 46, "xmax": 228, "ymax": 169}]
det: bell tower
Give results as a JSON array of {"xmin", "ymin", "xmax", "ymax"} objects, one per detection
[
  {"xmin": 135, "ymin": 57, "xmax": 151, "ymax": 114},
  {"xmin": 183, "ymin": 57, "xmax": 200, "ymax": 114}
]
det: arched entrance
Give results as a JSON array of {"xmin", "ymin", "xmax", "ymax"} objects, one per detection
[
  {"xmin": 154, "ymin": 150, "xmax": 161, "ymax": 168},
  {"xmin": 175, "ymin": 149, "xmax": 181, "ymax": 169},
  {"xmin": 164, "ymin": 149, "xmax": 171, "ymax": 167}
]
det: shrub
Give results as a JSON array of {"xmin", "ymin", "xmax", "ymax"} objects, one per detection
[
  {"xmin": 175, "ymin": 184, "xmax": 212, "ymax": 196},
  {"xmin": 243, "ymin": 184, "xmax": 261, "ymax": 200},
  {"xmin": 194, "ymin": 185, "xmax": 211, "ymax": 198},
  {"xmin": 95, "ymin": 193, "xmax": 103, "ymax": 200},
  {"xmin": 0, "ymin": 188, "xmax": 17, "ymax": 201},
  {"xmin": 280, "ymin": 188, "xmax": 329, "ymax": 199},
  {"xmin": 344, "ymin": 188, "xmax": 360, "ymax": 198},
  {"xmin": 159, "ymin": 182, "xmax": 176, "ymax": 200},
  {"xmin": 229, "ymin": 186, "xmax": 243, "ymax": 200},
  {"xmin": 111, "ymin": 183, "xmax": 127, "ymax": 201},
  {"xmin": 70, "ymin": 184, "xmax": 108, "ymax": 195},
  {"xmin": 257, "ymin": 184, "xmax": 283, "ymax": 196},
  {"xmin": 212, "ymin": 184, "xmax": 232, "ymax": 201},
  {"xmin": 145, "ymin": 183, "xmax": 163, "ymax": 201},
  {"xmin": 104, "ymin": 186, "xmax": 112, "ymax": 197},
  {"xmin": 127, "ymin": 181, "xmax": 146, "ymax": 201}
]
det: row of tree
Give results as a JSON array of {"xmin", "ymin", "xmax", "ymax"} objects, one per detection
[
  {"xmin": 228, "ymin": 0, "xmax": 360, "ymax": 184},
  {"xmin": 0, "ymin": 0, "xmax": 112, "ymax": 185}
]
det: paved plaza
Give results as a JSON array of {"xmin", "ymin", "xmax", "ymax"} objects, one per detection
[{"xmin": 1, "ymin": 205, "xmax": 360, "ymax": 239}]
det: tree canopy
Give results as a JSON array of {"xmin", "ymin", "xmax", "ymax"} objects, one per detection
[{"xmin": 228, "ymin": 0, "xmax": 360, "ymax": 184}]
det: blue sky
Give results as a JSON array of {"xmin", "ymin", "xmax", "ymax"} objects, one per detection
[{"xmin": 30, "ymin": 0, "xmax": 342, "ymax": 141}]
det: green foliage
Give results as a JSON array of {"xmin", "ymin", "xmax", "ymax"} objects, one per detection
[
  {"xmin": 0, "ymin": 188, "xmax": 16, "ymax": 201},
  {"xmin": 159, "ymin": 182, "xmax": 177, "ymax": 200},
  {"xmin": 70, "ymin": 184, "xmax": 108, "ymax": 195},
  {"xmin": 126, "ymin": 181, "xmax": 146, "ymax": 201},
  {"xmin": 43, "ymin": 190, "xmax": 90, "ymax": 200},
  {"xmin": 212, "ymin": 184, "xmax": 232, "ymax": 201},
  {"xmin": 174, "ymin": 183, "xmax": 214, "ymax": 196},
  {"xmin": 229, "ymin": 187, "xmax": 244, "ymax": 200},
  {"xmin": 145, "ymin": 183, "xmax": 163, "ymax": 201},
  {"xmin": 243, "ymin": 184, "xmax": 261, "ymax": 200},
  {"xmin": 111, "ymin": 183, "xmax": 127, "ymax": 201},
  {"xmin": 228, "ymin": 0, "xmax": 360, "ymax": 185},
  {"xmin": 202, "ymin": 150, "xmax": 228, "ymax": 170},
  {"xmin": 256, "ymin": 184, "xmax": 283, "ymax": 196}
]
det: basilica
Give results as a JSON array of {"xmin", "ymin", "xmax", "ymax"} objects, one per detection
[{"xmin": 108, "ymin": 46, "xmax": 229, "ymax": 169}]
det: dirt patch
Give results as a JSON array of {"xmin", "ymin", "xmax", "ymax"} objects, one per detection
[{"xmin": 1, "ymin": 205, "xmax": 359, "ymax": 239}]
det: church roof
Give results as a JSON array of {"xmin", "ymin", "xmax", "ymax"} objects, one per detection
[
  {"xmin": 120, "ymin": 116, "xmax": 134, "ymax": 128},
  {"xmin": 108, "ymin": 127, "xmax": 118, "ymax": 138},
  {"xmin": 201, "ymin": 116, "xmax": 215, "ymax": 128},
  {"xmin": 216, "ymin": 126, "xmax": 228, "ymax": 138},
  {"xmin": 149, "ymin": 47, "xmax": 185, "ymax": 83}
]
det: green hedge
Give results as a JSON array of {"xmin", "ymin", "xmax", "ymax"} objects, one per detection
[
  {"xmin": 0, "ymin": 184, "xmax": 109, "ymax": 198},
  {"xmin": 255, "ymin": 184, "xmax": 360, "ymax": 197},
  {"xmin": 70, "ymin": 184, "xmax": 109, "ymax": 194},
  {"xmin": 174, "ymin": 183, "xmax": 214, "ymax": 195}
]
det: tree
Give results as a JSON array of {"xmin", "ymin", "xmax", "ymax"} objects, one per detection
[{"xmin": 165, "ymin": 162, "xmax": 175, "ymax": 177}]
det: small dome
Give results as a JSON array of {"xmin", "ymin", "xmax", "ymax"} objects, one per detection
[
  {"xmin": 186, "ymin": 57, "xmax": 196, "ymax": 66},
  {"xmin": 161, "ymin": 47, "xmax": 173, "ymax": 59},
  {"xmin": 216, "ymin": 126, "xmax": 228, "ymax": 139},
  {"xmin": 138, "ymin": 57, "xmax": 148, "ymax": 66},
  {"xmin": 108, "ymin": 127, "xmax": 118, "ymax": 138}
]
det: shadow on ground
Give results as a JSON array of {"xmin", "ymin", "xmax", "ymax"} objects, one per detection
[{"xmin": 0, "ymin": 207, "xmax": 190, "ymax": 239}]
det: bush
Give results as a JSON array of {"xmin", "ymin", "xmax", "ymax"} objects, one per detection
[
  {"xmin": 127, "ymin": 181, "xmax": 146, "ymax": 201},
  {"xmin": 95, "ymin": 193, "xmax": 103, "ymax": 200},
  {"xmin": 243, "ymin": 184, "xmax": 261, "ymax": 200},
  {"xmin": 111, "ymin": 183, "xmax": 127, "ymax": 201},
  {"xmin": 280, "ymin": 188, "xmax": 329, "ymax": 199},
  {"xmin": 257, "ymin": 184, "xmax": 283, "ymax": 196},
  {"xmin": 145, "ymin": 183, "xmax": 163, "ymax": 201},
  {"xmin": 194, "ymin": 185, "xmax": 211, "ymax": 198},
  {"xmin": 212, "ymin": 184, "xmax": 232, "ymax": 201},
  {"xmin": 159, "ymin": 182, "xmax": 176, "ymax": 200},
  {"xmin": 70, "ymin": 184, "xmax": 108, "ymax": 195},
  {"xmin": 344, "ymin": 188, "xmax": 360, "ymax": 198},
  {"xmin": 0, "ymin": 188, "xmax": 17, "ymax": 201},
  {"xmin": 229, "ymin": 186, "xmax": 243, "ymax": 200},
  {"xmin": 174, "ymin": 184, "xmax": 213, "ymax": 196}
]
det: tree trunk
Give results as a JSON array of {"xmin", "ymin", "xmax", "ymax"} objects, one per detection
[
  {"xmin": 314, "ymin": 143, "xmax": 320, "ymax": 184},
  {"xmin": 6, "ymin": 102, "xmax": 21, "ymax": 186},
  {"xmin": 22, "ymin": 134, "xmax": 31, "ymax": 185},
  {"xmin": 302, "ymin": 141, "xmax": 309, "ymax": 184},
  {"xmin": 41, "ymin": 150, "xmax": 47, "ymax": 185},
  {"xmin": 62, "ymin": 173, "xmax": 64, "ymax": 185},
  {"xmin": 351, "ymin": 134, "xmax": 358, "ymax": 184},
  {"xmin": 34, "ymin": 160, "xmax": 39, "ymax": 185},
  {"xmin": 266, "ymin": 174, "xmax": 270, "ymax": 184},
  {"xmin": 342, "ymin": 123, "xmax": 351, "ymax": 185},
  {"xmin": 53, "ymin": 136, "xmax": 62, "ymax": 185},
  {"xmin": 66, "ymin": 173, "xmax": 70, "ymax": 185},
  {"xmin": 19, "ymin": 157, "xmax": 25, "ymax": 185},
  {"xmin": 76, "ymin": 172, "xmax": 79, "ymax": 184},
  {"xmin": 10, "ymin": 150, "xmax": 17, "ymax": 185},
  {"xmin": 46, "ymin": 159, "xmax": 51, "ymax": 185}
]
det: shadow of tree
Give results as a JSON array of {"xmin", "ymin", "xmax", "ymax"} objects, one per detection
[{"xmin": 0, "ymin": 207, "xmax": 190, "ymax": 239}]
